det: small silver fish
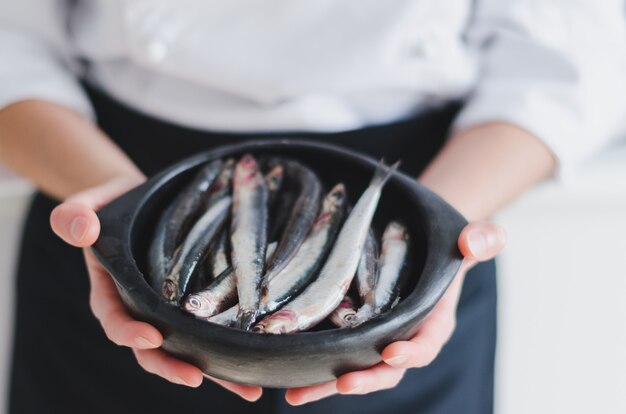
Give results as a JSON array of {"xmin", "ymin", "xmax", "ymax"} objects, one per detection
[
  {"xmin": 255, "ymin": 160, "xmax": 399, "ymax": 334},
  {"xmin": 329, "ymin": 295, "xmax": 358, "ymax": 328},
  {"xmin": 147, "ymin": 200, "xmax": 177, "ymax": 290},
  {"xmin": 196, "ymin": 160, "xmax": 235, "ymax": 285},
  {"xmin": 230, "ymin": 154, "xmax": 269, "ymax": 330},
  {"xmin": 355, "ymin": 221, "xmax": 409, "ymax": 324},
  {"xmin": 148, "ymin": 159, "xmax": 223, "ymax": 288},
  {"xmin": 204, "ymin": 159, "xmax": 235, "ymax": 208},
  {"xmin": 263, "ymin": 158, "xmax": 322, "ymax": 283},
  {"xmin": 161, "ymin": 196, "xmax": 231, "ymax": 304},
  {"xmin": 260, "ymin": 183, "xmax": 347, "ymax": 315}
]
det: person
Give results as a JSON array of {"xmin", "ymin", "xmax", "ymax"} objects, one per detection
[{"xmin": 0, "ymin": 1, "xmax": 623, "ymax": 413}]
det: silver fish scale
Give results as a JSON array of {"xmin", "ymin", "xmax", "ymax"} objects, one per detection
[
  {"xmin": 162, "ymin": 196, "xmax": 231, "ymax": 303},
  {"xmin": 372, "ymin": 222, "xmax": 408, "ymax": 313}
]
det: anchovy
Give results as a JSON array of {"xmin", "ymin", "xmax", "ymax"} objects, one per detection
[
  {"xmin": 260, "ymin": 183, "xmax": 347, "ymax": 314},
  {"xmin": 147, "ymin": 200, "xmax": 177, "ymax": 290},
  {"xmin": 190, "ymin": 242, "xmax": 277, "ymax": 322},
  {"xmin": 204, "ymin": 158, "xmax": 235, "ymax": 207},
  {"xmin": 354, "ymin": 229, "xmax": 379, "ymax": 310},
  {"xmin": 197, "ymin": 159, "xmax": 235, "ymax": 285},
  {"xmin": 356, "ymin": 221, "xmax": 409, "ymax": 324},
  {"xmin": 329, "ymin": 295, "xmax": 358, "ymax": 328},
  {"xmin": 162, "ymin": 196, "xmax": 231, "ymax": 303},
  {"xmin": 255, "ymin": 160, "xmax": 399, "ymax": 334},
  {"xmin": 148, "ymin": 159, "xmax": 223, "ymax": 287},
  {"xmin": 230, "ymin": 154, "xmax": 269, "ymax": 330},
  {"xmin": 263, "ymin": 158, "xmax": 322, "ymax": 283}
]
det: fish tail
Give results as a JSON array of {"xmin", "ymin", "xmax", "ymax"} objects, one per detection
[
  {"xmin": 370, "ymin": 159, "xmax": 401, "ymax": 188},
  {"xmin": 237, "ymin": 310, "xmax": 259, "ymax": 331}
]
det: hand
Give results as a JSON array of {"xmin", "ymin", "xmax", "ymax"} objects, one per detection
[
  {"xmin": 50, "ymin": 176, "xmax": 263, "ymax": 401},
  {"xmin": 285, "ymin": 221, "xmax": 506, "ymax": 405}
]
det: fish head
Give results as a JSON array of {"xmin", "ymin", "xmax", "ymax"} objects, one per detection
[
  {"xmin": 341, "ymin": 309, "xmax": 358, "ymax": 326},
  {"xmin": 182, "ymin": 294, "xmax": 216, "ymax": 318},
  {"xmin": 252, "ymin": 310, "xmax": 297, "ymax": 334},
  {"xmin": 234, "ymin": 153, "xmax": 260, "ymax": 186}
]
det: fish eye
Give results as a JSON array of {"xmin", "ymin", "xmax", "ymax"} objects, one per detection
[{"xmin": 188, "ymin": 297, "xmax": 202, "ymax": 309}]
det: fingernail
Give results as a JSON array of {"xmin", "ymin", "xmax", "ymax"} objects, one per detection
[
  {"xmin": 173, "ymin": 376, "xmax": 193, "ymax": 387},
  {"xmin": 467, "ymin": 230, "xmax": 488, "ymax": 258},
  {"xmin": 244, "ymin": 392, "xmax": 262, "ymax": 402},
  {"xmin": 135, "ymin": 336, "xmax": 158, "ymax": 348},
  {"xmin": 343, "ymin": 385, "xmax": 363, "ymax": 394},
  {"xmin": 385, "ymin": 355, "xmax": 408, "ymax": 367},
  {"xmin": 70, "ymin": 217, "xmax": 88, "ymax": 243}
]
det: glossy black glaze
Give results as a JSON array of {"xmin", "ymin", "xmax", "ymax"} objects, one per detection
[{"xmin": 92, "ymin": 139, "xmax": 467, "ymax": 388}]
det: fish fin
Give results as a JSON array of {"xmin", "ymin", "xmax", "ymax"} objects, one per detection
[{"xmin": 370, "ymin": 159, "xmax": 401, "ymax": 188}]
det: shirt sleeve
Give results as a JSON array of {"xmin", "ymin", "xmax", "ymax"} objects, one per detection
[
  {"xmin": 0, "ymin": 1, "xmax": 94, "ymax": 118},
  {"xmin": 453, "ymin": 0, "xmax": 626, "ymax": 178}
]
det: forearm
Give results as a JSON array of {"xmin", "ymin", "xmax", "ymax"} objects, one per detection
[
  {"xmin": 0, "ymin": 100, "xmax": 143, "ymax": 200},
  {"xmin": 419, "ymin": 122, "xmax": 556, "ymax": 221}
]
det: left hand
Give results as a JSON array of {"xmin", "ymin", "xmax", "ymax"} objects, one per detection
[{"xmin": 285, "ymin": 220, "xmax": 506, "ymax": 405}]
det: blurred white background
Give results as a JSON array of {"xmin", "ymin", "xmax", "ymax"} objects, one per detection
[{"xmin": 0, "ymin": 143, "xmax": 625, "ymax": 413}]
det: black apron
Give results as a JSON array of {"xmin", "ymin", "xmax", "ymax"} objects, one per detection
[{"xmin": 9, "ymin": 86, "xmax": 497, "ymax": 414}]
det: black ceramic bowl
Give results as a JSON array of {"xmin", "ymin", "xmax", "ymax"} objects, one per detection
[{"xmin": 92, "ymin": 139, "xmax": 466, "ymax": 388}]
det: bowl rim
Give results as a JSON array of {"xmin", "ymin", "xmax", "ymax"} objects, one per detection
[{"xmin": 93, "ymin": 138, "xmax": 466, "ymax": 353}]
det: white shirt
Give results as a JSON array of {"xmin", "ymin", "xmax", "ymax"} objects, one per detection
[{"xmin": 1, "ymin": 0, "xmax": 626, "ymax": 177}]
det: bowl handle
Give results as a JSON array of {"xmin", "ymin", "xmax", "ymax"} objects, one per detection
[{"xmin": 92, "ymin": 181, "xmax": 155, "ymax": 291}]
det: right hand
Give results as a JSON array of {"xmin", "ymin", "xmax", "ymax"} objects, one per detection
[{"xmin": 50, "ymin": 176, "xmax": 263, "ymax": 401}]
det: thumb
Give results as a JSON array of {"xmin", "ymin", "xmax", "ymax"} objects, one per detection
[
  {"xmin": 50, "ymin": 176, "xmax": 144, "ymax": 248},
  {"xmin": 50, "ymin": 202, "xmax": 100, "ymax": 247},
  {"xmin": 458, "ymin": 221, "xmax": 507, "ymax": 263}
]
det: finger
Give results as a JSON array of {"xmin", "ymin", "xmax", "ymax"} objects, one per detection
[
  {"xmin": 382, "ymin": 313, "xmax": 455, "ymax": 368},
  {"xmin": 382, "ymin": 282, "xmax": 458, "ymax": 369},
  {"xmin": 85, "ymin": 250, "xmax": 162, "ymax": 348},
  {"xmin": 336, "ymin": 363, "xmax": 405, "ymax": 395},
  {"xmin": 204, "ymin": 375, "xmax": 263, "ymax": 402},
  {"xmin": 50, "ymin": 176, "xmax": 144, "ymax": 247},
  {"xmin": 285, "ymin": 381, "xmax": 337, "ymax": 406},
  {"xmin": 458, "ymin": 221, "xmax": 506, "ymax": 262},
  {"xmin": 50, "ymin": 202, "xmax": 100, "ymax": 247},
  {"xmin": 134, "ymin": 348, "xmax": 203, "ymax": 388}
]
